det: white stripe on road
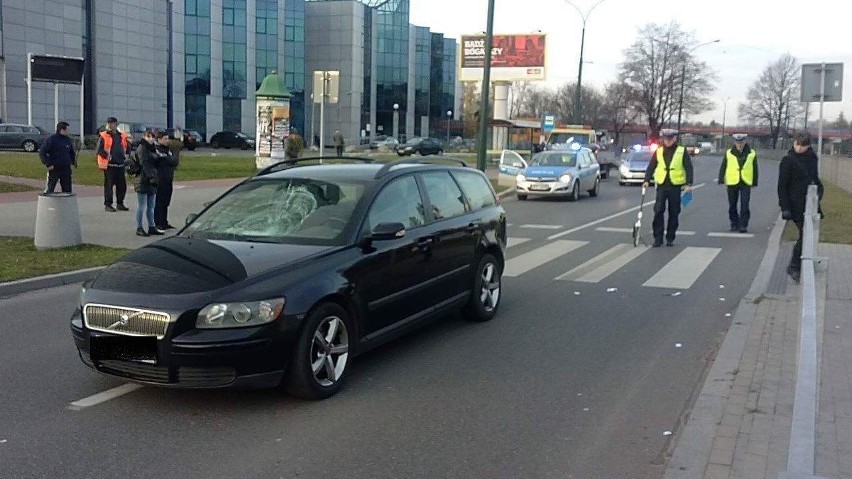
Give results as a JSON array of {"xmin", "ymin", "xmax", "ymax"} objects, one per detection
[
  {"xmin": 520, "ymin": 224, "xmax": 563, "ymax": 230},
  {"xmin": 643, "ymin": 247, "xmax": 721, "ymax": 289},
  {"xmin": 708, "ymin": 232, "xmax": 755, "ymax": 238},
  {"xmin": 548, "ymin": 183, "xmax": 706, "ymax": 240},
  {"xmin": 595, "ymin": 227, "xmax": 696, "ymax": 236},
  {"xmin": 507, "ymin": 237, "xmax": 531, "ymax": 248},
  {"xmin": 68, "ymin": 383, "xmax": 143, "ymax": 411},
  {"xmin": 504, "ymin": 240, "xmax": 588, "ymax": 277},
  {"xmin": 556, "ymin": 243, "xmax": 649, "ymax": 283}
]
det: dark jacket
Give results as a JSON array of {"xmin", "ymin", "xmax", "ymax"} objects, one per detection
[
  {"xmin": 155, "ymin": 143, "xmax": 179, "ymax": 182},
  {"xmin": 96, "ymin": 130, "xmax": 131, "ymax": 166},
  {"xmin": 644, "ymin": 144, "xmax": 694, "ymax": 186},
  {"xmin": 718, "ymin": 145, "xmax": 758, "ymax": 187},
  {"xmin": 39, "ymin": 134, "xmax": 77, "ymax": 169},
  {"xmin": 133, "ymin": 141, "xmax": 160, "ymax": 194},
  {"xmin": 777, "ymin": 147, "xmax": 823, "ymax": 222}
]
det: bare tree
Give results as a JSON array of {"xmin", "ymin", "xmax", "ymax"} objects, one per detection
[
  {"xmin": 600, "ymin": 79, "xmax": 640, "ymax": 146},
  {"xmin": 553, "ymin": 83, "xmax": 605, "ymax": 127},
  {"xmin": 618, "ymin": 22, "xmax": 717, "ymax": 138},
  {"xmin": 462, "ymin": 82, "xmax": 481, "ymax": 138},
  {"xmin": 738, "ymin": 54, "xmax": 801, "ymax": 148}
]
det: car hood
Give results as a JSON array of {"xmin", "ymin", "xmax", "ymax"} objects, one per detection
[
  {"xmin": 625, "ymin": 159, "xmax": 650, "ymax": 170},
  {"xmin": 524, "ymin": 165, "xmax": 575, "ymax": 177},
  {"xmin": 88, "ymin": 237, "xmax": 332, "ymax": 295}
]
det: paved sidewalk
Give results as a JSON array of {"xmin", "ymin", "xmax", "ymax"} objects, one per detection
[{"xmin": 665, "ymin": 242, "xmax": 852, "ymax": 479}]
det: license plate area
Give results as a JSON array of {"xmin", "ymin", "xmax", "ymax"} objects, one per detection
[
  {"xmin": 90, "ymin": 335, "xmax": 158, "ymax": 364},
  {"xmin": 530, "ymin": 184, "xmax": 550, "ymax": 191}
]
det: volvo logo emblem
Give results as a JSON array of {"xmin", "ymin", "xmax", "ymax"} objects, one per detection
[{"xmin": 119, "ymin": 314, "xmax": 130, "ymax": 325}]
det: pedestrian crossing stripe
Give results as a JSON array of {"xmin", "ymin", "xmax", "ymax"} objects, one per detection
[
  {"xmin": 520, "ymin": 224, "xmax": 563, "ymax": 230},
  {"xmin": 642, "ymin": 247, "xmax": 722, "ymax": 289},
  {"xmin": 556, "ymin": 243, "xmax": 649, "ymax": 283},
  {"xmin": 595, "ymin": 227, "xmax": 696, "ymax": 235},
  {"xmin": 507, "ymin": 237, "xmax": 531, "ymax": 248},
  {"xmin": 707, "ymin": 232, "xmax": 755, "ymax": 238},
  {"xmin": 503, "ymin": 240, "xmax": 588, "ymax": 277}
]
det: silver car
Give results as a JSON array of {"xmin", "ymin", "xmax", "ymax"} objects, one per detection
[{"xmin": 0, "ymin": 123, "xmax": 49, "ymax": 152}]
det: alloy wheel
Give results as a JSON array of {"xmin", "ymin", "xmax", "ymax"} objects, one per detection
[
  {"xmin": 310, "ymin": 315, "xmax": 349, "ymax": 387},
  {"xmin": 479, "ymin": 262, "xmax": 501, "ymax": 312}
]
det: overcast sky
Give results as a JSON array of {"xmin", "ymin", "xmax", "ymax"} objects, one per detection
[{"xmin": 410, "ymin": 0, "xmax": 852, "ymax": 126}]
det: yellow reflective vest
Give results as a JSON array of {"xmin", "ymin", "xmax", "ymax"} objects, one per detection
[
  {"xmin": 654, "ymin": 146, "xmax": 687, "ymax": 186},
  {"xmin": 724, "ymin": 148, "xmax": 756, "ymax": 186}
]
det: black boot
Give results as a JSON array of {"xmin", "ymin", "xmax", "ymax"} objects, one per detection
[{"xmin": 787, "ymin": 264, "xmax": 801, "ymax": 283}]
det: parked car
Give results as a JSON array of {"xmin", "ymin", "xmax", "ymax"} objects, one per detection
[
  {"xmin": 370, "ymin": 136, "xmax": 399, "ymax": 151},
  {"xmin": 397, "ymin": 137, "xmax": 444, "ymax": 156},
  {"xmin": 499, "ymin": 148, "xmax": 601, "ymax": 201},
  {"xmin": 71, "ymin": 156, "xmax": 506, "ymax": 399},
  {"xmin": 209, "ymin": 131, "xmax": 255, "ymax": 150},
  {"xmin": 699, "ymin": 142, "xmax": 716, "ymax": 155},
  {"xmin": 0, "ymin": 124, "xmax": 49, "ymax": 152},
  {"xmin": 165, "ymin": 128, "xmax": 198, "ymax": 150},
  {"xmin": 618, "ymin": 146, "xmax": 654, "ymax": 185},
  {"xmin": 186, "ymin": 129, "xmax": 205, "ymax": 145}
]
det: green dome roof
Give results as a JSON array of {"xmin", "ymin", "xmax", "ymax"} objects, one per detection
[{"xmin": 255, "ymin": 70, "xmax": 292, "ymax": 99}]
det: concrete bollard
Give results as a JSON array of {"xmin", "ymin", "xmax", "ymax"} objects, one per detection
[{"xmin": 34, "ymin": 193, "xmax": 83, "ymax": 250}]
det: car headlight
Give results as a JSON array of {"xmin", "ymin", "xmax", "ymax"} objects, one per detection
[
  {"xmin": 620, "ymin": 164, "xmax": 630, "ymax": 174},
  {"xmin": 559, "ymin": 174, "xmax": 572, "ymax": 184},
  {"xmin": 196, "ymin": 298, "xmax": 285, "ymax": 329},
  {"xmin": 516, "ymin": 173, "xmax": 526, "ymax": 182}
]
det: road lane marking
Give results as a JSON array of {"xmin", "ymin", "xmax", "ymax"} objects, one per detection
[
  {"xmin": 520, "ymin": 224, "xmax": 563, "ymax": 230},
  {"xmin": 708, "ymin": 232, "xmax": 755, "ymax": 238},
  {"xmin": 643, "ymin": 246, "xmax": 721, "ymax": 289},
  {"xmin": 548, "ymin": 183, "xmax": 706, "ymax": 240},
  {"xmin": 556, "ymin": 243, "xmax": 649, "ymax": 283},
  {"xmin": 507, "ymin": 237, "xmax": 531, "ymax": 248},
  {"xmin": 504, "ymin": 240, "xmax": 588, "ymax": 277},
  {"xmin": 595, "ymin": 227, "xmax": 695, "ymax": 236},
  {"xmin": 68, "ymin": 383, "xmax": 143, "ymax": 411}
]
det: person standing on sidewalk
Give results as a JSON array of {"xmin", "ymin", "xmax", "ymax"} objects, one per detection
[
  {"xmin": 131, "ymin": 130, "xmax": 163, "ymax": 237},
  {"xmin": 333, "ymin": 130, "xmax": 345, "ymax": 156},
  {"xmin": 778, "ymin": 131, "xmax": 823, "ymax": 283},
  {"xmin": 718, "ymin": 133, "xmax": 758, "ymax": 233},
  {"xmin": 39, "ymin": 121, "xmax": 77, "ymax": 193},
  {"xmin": 643, "ymin": 129, "xmax": 694, "ymax": 247},
  {"xmin": 154, "ymin": 132, "xmax": 179, "ymax": 230},
  {"xmin": 96, "ymin": 117, "xmax": 131, "ymax": 212}
]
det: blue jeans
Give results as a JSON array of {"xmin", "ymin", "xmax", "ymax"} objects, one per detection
[{"xmin": 136, "ymin": 193, "xmax": 156, "ymax": 229}]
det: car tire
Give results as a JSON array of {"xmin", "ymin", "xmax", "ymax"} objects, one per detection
[
  {"xmin": 619, "ymin": 180, "xmax": 626, "ymax": 186},
  {"xmin": 517, "ymin": 193, "xmax": 527, "ymax": 201},
  {"xmin": 284, "ymin": 302, "xmax": 353, "ymax": 400},
  {"xmin": 588, "ymin": 178, "xmax": 600, "ymax": 197},
  {"xmin": 568, "ymin": 181, "xmax": 580, "ymax": 202},
  {"xmin": 211, "ymin": 141, "xmax": 220, "ymax": 149},
  {"xmin": 22, "ymin": 140, "xmax": 37, "ymax": 153},
  {"xmin": 601, "ymin": 168, "xmax": 609, "ymax": 179},
  {"xmin": 462, "ymin": 253, "xmax": 502, "ymax": 322}
]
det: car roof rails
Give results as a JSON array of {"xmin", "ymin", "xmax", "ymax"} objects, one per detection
[
  {"xmin": 255, "ymin": 156, "xmax": 376, "ymax": 176},
  {"xmin": 373, "ymin": 157, "xmax": 468, "ymax": 179}
]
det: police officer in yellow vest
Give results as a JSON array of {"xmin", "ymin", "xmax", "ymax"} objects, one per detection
[
  {"xmin": 643, "ymin": 129, "xmax": 694, "ymax": 247},
  {"xmin": 718, "ymin": 133, "xmax": 757, "ymax": 233}
]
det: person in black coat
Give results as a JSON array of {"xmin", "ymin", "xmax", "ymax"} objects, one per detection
[
  {"xmin": 154, "ymin": 132, "xmax": 180, "ymax": 230},
  {"xmin": 131, "ymin": 130, "xmax": 162, "ymax": 237},
  {"xmin": 777, "ymin": 131, "xmax": 823, "ymax": 282},
  {"xmin": 39, "ymin": 121, "xmax": 77, "ymax": 193}
]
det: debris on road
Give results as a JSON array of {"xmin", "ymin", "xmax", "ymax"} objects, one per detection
[
  {"xmin": 725, "ymin": 313, "xmax": 732, "ymax": 317},
  {"xmin": 675, "ymin": 343, "xmax": 683, "ymax": 348},
  {"xmin": 671, "ymin": 291, "xmax": 682, "ymax": 297},
  {"xmin": 719, "ymin": 284, "xmax": 725, "ymax": 289},
  {"xmin": 583, "ymin": 408, "xmax": 590, "ymax": 412},
  {"xmin": 0, "ymin": 439, "xmax": 7, "ymax": 444},
  {"xmin": 719, "ymin": 297, "xmax": 726, "ymax": 302},
  {"xmin": 606, "ymin": 288, "xmax": 618, "ymax": 293},
  {"xmin": 574, "ymin": 291, "xmax": 581, "ymax": 296},
  {"xmin": 663, "ymin": 431, "xmax": 673, "ymax": 437}
]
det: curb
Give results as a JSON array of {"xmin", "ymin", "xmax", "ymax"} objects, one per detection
[
  {"xmin": 663, "ymin": 214, "xmax": 787, "ymax": 479},
  {"xmin": 496, "ymin": 186, "xmax": 517, "ymax": 199},
  {"xmin": 0, "ymin": 267, "xmax": 103, "ymax": 298}
]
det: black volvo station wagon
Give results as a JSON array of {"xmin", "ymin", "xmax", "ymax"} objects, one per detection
[{"xmin": 71, "ymin": 157, "xmax": 507, "ymax": 399}]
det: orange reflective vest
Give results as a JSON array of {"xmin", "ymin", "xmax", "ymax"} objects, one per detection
[{"xmin": 97, "ymin": 131, "xmax": 129, "ymax": 170}]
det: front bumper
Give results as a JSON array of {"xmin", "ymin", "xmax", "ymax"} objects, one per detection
[
  {"xmin": 70, "ymin": 308, "xmax": 294, "ymax": 389},
  {"xmin": 516, "ymin": 180, "xmax": 574, "ymax": 196},
  {"xmin": 619, "ymin": 170, "xmax": 647, "ymax": 184}
]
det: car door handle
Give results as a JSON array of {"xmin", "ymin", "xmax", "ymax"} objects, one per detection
[
  {"xmin": 466, "ymin": 221, "xmax": 481, "ymax": 232},
  {"xmin": 416, "ymin": 237, "xmax": 434, "ymax": 249}
]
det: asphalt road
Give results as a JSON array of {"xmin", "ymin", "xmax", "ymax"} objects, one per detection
[{"xmin": 0, "ymin": 155, "xmax": 782, "ymax": 479}]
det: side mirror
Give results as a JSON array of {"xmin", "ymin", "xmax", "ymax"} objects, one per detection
[
  {"xmin": 370, "ymin": 222, "xmax": 406, "ymax": 241},
  {"xmin": 185, "ymin": 213, "xmax": 199, "ymax": 226},
  {"xmin": 511, "ymin": 161, "xmax": 524, "ymax": 168}
]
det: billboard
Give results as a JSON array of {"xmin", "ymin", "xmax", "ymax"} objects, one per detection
[
  {"xmin": 30, "ymin": 54, "xmax": 85, "ymax": 84},
  {"xmin": 460, "ymin": 33, "xmax": 546, "ymax": 82}
]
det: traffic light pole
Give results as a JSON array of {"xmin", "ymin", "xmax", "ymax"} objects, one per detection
[{"xmin": 476, "ymin": 0, "xmax": 495, "ymax": 172}]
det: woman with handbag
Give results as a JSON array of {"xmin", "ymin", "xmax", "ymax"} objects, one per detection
[{"xmin": 777, "ymin": 131, "xmax": 823, "ymax": 283}]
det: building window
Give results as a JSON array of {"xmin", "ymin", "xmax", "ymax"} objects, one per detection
[
  {"xmin": 185, "ymin": 0, "xmax": 211, "ymax": 136},
  {"xmin": 222, "ymin": 0, "xmax": 247, "ymax": 99},
  {"xmin": 223, "ymin": 98, "xmax": 242, "ymax": 133}
]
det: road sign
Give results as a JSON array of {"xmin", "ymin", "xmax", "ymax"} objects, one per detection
[
  {"xmin": 312, "ymin": 71, "xmax": 339, "ymax": 104},
  {"xmin": 801, "ymin": 63, "xmax": 843, "ymax": 102},
  {"xmin": 542, "ymin": 114, "xmax": 556, "ymax": 133}
]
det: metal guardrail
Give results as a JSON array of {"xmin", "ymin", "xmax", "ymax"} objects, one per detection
[{"xmin": 781, "ymin": 184, "xmax": 823, "ymax": 479}]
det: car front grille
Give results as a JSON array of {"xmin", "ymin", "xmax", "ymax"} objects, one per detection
[
  {"xmin": 527, "ymin": 177, "xmax": 557, "ymax": 183},
  {"xmin": 83, "ymin": 304, "xmax": 171, "ymax": 339},
  {"xmin": 95, "ymin": 359, "xmax": 236, "ymax": 386}
]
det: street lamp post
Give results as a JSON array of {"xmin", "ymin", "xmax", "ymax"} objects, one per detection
[
  {"xmin": 562, "ymin": 0, "xmax": 607, "ymax": 124},
  {"xmin": 676, "ymin": 39, "xmax": 720, "ymax": 133},
  {"xmin": 392, "ymin": 103, "xmax": 400, "ymax": 141},
  {"xmin": 721, "ymin": 96, "xmax": 731, "ymax": 150},
  {"xmin": 476, "ymin": 0, "xmax": 496, "ymax": 172},
  {"xmin": 446, "ymin": 110, "xmax": 452, "ymax": 143}
]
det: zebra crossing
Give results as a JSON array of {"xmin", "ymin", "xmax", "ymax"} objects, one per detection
[{"xmin": 504, "ymin": 233, "xmax": 740, "ymax": 290}]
